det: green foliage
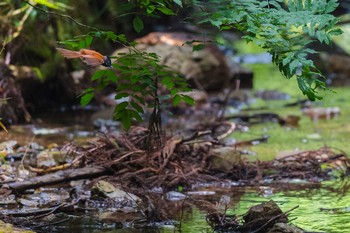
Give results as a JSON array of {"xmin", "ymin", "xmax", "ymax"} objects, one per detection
[
  {"xmin": 110, "ymin": 48, "xmax": 192, "ymax": 129},
  {"xmin": 133, "ymin": 16, "xmax": 144, "ymax": 33},
  {"xmin": 0, "ymin": 0, "xmax": 70, "ymax": 53},
  {"xmin": 194, "ymin": 0, "xmax": 342, "ymax": 100},
  {"xmin": 61, "ymin": 31, "xmax": 192, "ymax": 129},
  {"xmin": 114, "ymin": 0, "xmax": 182, "ymax": 33},
  {"xmin": 30, "ymin": 0, "xmax": 342, "ymax": 130}
]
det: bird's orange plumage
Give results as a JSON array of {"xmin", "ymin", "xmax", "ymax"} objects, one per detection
[{"xmin": 56, "ymin": 48, "xmax": 106, "ymax": 67}]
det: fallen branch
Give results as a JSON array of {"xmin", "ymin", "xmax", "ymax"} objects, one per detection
[{"xmin": 8, "ymin": 166, "xmax": 111, "ymax": 193}]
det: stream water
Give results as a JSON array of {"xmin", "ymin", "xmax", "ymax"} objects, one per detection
[
  {"xmin": 2, "ymin": 110, "xmax": 350, "ymax": 233},
  {"xmin": 2, "ymin": 61, "xmax": 350, "ymax": 232},
  {"xmin": 30, "ymin": 181, "xmax": 349, "ymax": 233}
]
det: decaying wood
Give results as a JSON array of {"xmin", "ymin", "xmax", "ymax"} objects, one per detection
[{"xmin": 8, "ymin": 166, "xmax": 110, "ymax": 193}]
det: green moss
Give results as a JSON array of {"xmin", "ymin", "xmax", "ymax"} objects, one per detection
[{"xmin": 232, "ymin": 63, "xmax": 350, "ymax": 161}]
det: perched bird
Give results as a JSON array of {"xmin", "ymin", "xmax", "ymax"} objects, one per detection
[{"xmin": 56, "ymin": 48, "xmax": 112, "ymax": 68}]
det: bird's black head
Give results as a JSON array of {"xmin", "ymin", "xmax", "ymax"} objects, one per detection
[{"xmin": 102, "ymin": 56, "xmax": 112, "ymax": 68}]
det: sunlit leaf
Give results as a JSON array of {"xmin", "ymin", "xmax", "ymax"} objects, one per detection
[
  {"xmin": 173, "ymin": 0, "xmax": 183, "ymax": 7},
  {"xmin": 157, "ymin": 6, "xmax": 175, "ymax": 15}
]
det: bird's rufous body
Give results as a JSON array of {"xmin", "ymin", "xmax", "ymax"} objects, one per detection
[{"xmin": 56, "ymin": 48, "xmax": 112, "ymax": 68}]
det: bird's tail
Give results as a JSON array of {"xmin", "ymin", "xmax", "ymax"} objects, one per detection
[{"xmin": 56, "ymin": 48, "xmax": 81, "ymax": 58}]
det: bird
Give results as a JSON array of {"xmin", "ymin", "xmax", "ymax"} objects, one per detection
[{"xmin": 56, "ymin": 48, "xmax": 112, "ymax": 68}]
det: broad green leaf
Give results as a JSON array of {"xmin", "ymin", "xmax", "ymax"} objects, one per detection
[
  {"xmin": 161, "ymin": 77, "xmax": 171, "ymax": 85},
  {"xmin": 103, "ymin": 31, "xmax": 118, "ymax": 41},
  {"xmin": 129, "ymin": 109, "xmax": 143, "ymax": 122},
  {"xmin": 85, "ymin": 36, "xmax": 93, "ymax": 47},
  {"xmin": 173, "ymin": 0, "xmax": 182, "ymax": 7},
  {"xmin": 157, "ymin": 6, "xmax": 175, "ymax": 15},
  {"xmin": 173, "ymin": 94, "xmax": 182, "ymax": 106},
  {"xmin": 133, "ymin": 16, "xmax": 144, "ymax": 33},
  {"xmin": 147, "ymin": 5, "xmax": 156, "ymax": 14},
  {"xmin": 91, "ymin": 70, "xmax": 106, "ymax": 81},
  {"xmin": 115, "ymin": 101, "xmax": 129, "ymax": 112},
  {"xmin": 117, "ymin": 34, "xmax": 127, "ymax": 44},
  {"xmin": 192, "ymin": 44, "xmax": 205, "ymax": 51},
  {"xmin": 115, "ymin": 92, "xmax": 130, "ymax": 99},
  {"xmin": 170, "ymin": 89, "xmax": 177, "ymax": 96},
  {"xmin": 130, "ymin": 101, "xmax": 144, "ymax": 114},
  {"xmin": 78, "ymin": 39, "xmax": 86, "ymax": 49},
  {"xmin": 121, "ymin": 113, "xmax": 132, "ymax": 129},
  {"xmin": 182, "ymin": 95, "xmax": 195, "ymax": 106},
  {"xmin": 80, "ymin": 91, "xmax": 94, "ymax": 106},
  {"xmin": 105, "ymin": 70, "xmax": 117, "ymax": 82}
]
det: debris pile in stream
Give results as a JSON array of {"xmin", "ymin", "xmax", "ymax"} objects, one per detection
[
  {"xmin": 57, "ymin": 134, "xmax": 350, "ymax": 188},
  {"xmin": 207, "ymin": 200, "xmax": 303, "ymax": 233},
  {"xmin": 72, "ymin": 130, "xmax": 350, "ymax": 189},
  {"xmin": 3, "ymin": 125, "xmax": 350, "ymax": 194}
]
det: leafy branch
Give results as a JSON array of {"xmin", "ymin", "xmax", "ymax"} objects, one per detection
[
  {"xmin": 78, "ymin": 42, "xmax": 193, "ymax": 130},
  {"xmin": 194, "ymin": 0, "xmax": 342, "ymax": 100},
  {"xmin": 23, "ymin": 0, "xmax": 100, "ymax": 31},
  {"xmin": 23, "ymin": 0, "xmax": 193, "ymax": 130}
]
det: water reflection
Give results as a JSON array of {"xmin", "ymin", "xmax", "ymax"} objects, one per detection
[{"xmin": 234, "ymin": 179, "xmax": 350, "ymax": 233}]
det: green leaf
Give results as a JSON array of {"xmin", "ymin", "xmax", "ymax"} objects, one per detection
[
  {"xmin": 128, "ymin": 109, "xmax": 143, "ymax": 122},
  {"xmin": 85, "ymin": 36, "xmax": 93, "ymax": 47},
  {"xmin": 133, "ymin": 16, "xmax": 144, "ymax": 33},
  {"xmin": 162, "ymin": 77, "xmax": 171, "ymax": 85},
  {"xmin": 192, "ymin": 44, "xmax": 205, "ymax": 51},
  {"xmin": 115, "ymin": 92, "xmax": 130, "ymax": 100},
  {"xmin": 78, "ymin": 39, "xmax": 86, "ymax": 49},
  {"xmin": 130, "ymin": 101, "xmax": 145, "ymax": 114},
  {"xmin": 170, "ymin": 89, "xmax": 177, "ymax": 96},
  {"xmin": 121, "ymin": 113, "xmax": 132, "ymax": 129},
  {"xmin": 182, "ymin": 95, "xmax": 195, "ymax": 106},
  {"xmin": 91, "ymin": 70, "xmax": 106, "ymax": 81},
  {"xmin": 80, "ymin": 91, "xmax": 94, "ymax": 106},
  {"xmin": 157, "ymin": 6, "xmax": 175, "ymax": 15},
  {"xmin": 173, "ymin": 94, "xmax": 182, "ymax": 106},
  {"xmin": 173, "ymin": 0, "xmax": 183, "ymax": 7},
  {"xmin": 117, "ymin": 34, "xmax": 127, "ymax": 44},
  {"xmin": 103, "ymin": 31, "xmax": 118, "ymax": 41},
  {"xmin": 115, "ymin": 101, "xmax": 129, "ymax": 112},
  {"xmin": 147, "ymin": 5, "xmax": 156, "ymax": 14},
  {"xmin": 35, "ymin": 0, "xmax": 69, "ymax": 10}
]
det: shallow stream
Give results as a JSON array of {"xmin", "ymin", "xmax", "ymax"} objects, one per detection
[{"xmin": 2, "ymin": 61, "xmax": 350, "ymax": 232}]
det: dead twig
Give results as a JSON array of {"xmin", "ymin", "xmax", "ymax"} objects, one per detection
[{"xmin": 250, "ymin": 205, "xmax": 299, "ymax": 233}]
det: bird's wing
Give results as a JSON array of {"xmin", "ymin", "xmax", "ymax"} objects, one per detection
[
  {"xmin": 80, "ymin": 55, "xmax": 104, "ymax": 67},
  {"xmin": 56, "ymin": 48, "xmax": 82, "ymax": 58},
  {"xmin": 79, "ymin": 49, "xmax": 105, "ymax": 60}
]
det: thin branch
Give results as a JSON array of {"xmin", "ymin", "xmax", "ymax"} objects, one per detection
[
  {"xmin": 250, "ymin": 205, "xmax": 300, "ymax": 233},
  {"xmin": 23, "ymin": 0, "xmax": 101, "ymax": 32}
]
